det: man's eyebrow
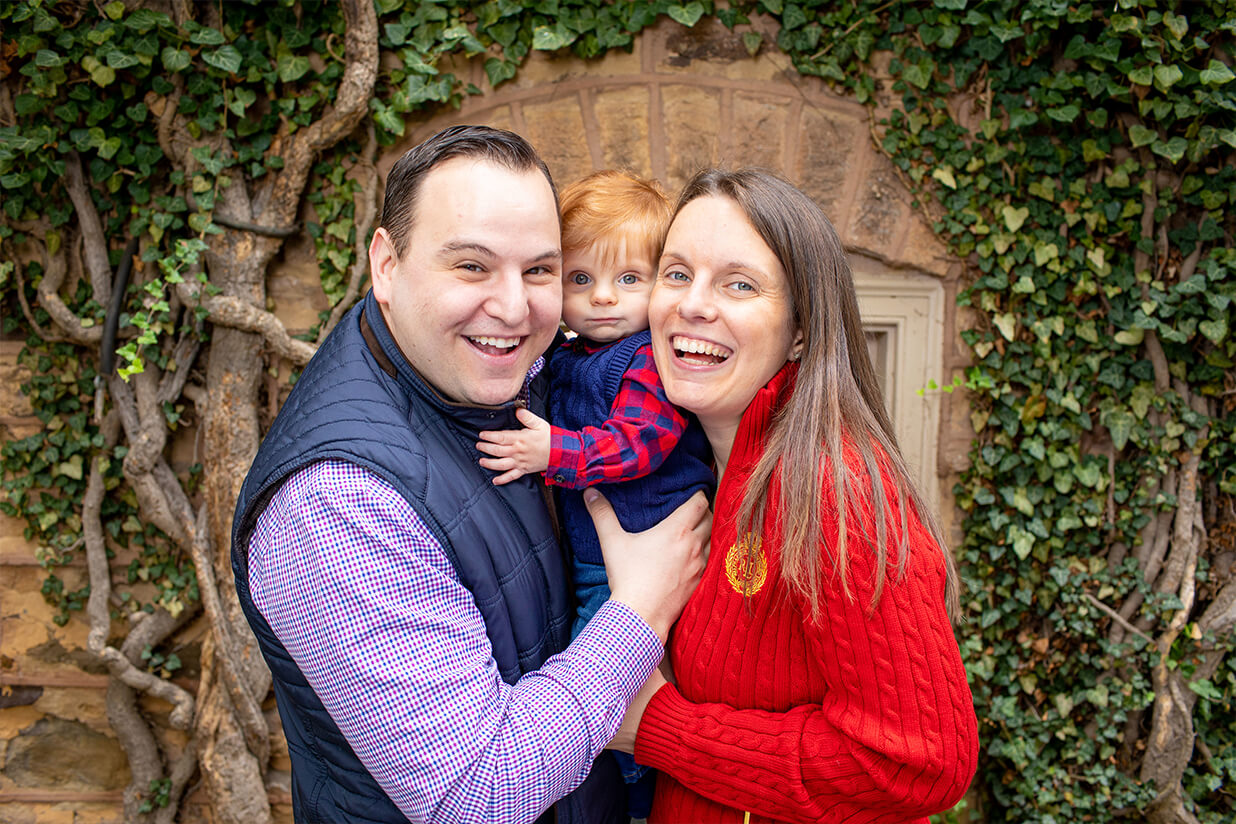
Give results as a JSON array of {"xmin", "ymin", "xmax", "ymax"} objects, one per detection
[
  {"xmin": 529, "ymin": 248, "xmax": 562, "ymax": 264},
  {"xmin": 439, "ymin": 240, "xmax": 496, "ymax": 257}
]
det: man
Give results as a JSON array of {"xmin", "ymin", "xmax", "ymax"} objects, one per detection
[{"xmin": 231, "ymin": 125, "xmax": 709, "ymax": 824}]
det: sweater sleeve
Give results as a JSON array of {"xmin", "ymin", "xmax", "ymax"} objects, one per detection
[{"xmin": 634, "ymin": 528, "xmax": 978, "ymax": 823}]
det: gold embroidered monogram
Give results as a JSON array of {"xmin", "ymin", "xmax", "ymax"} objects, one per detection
[{"xmin": 724, "ymin": 533, "xmax": 768, "ymax": 595}]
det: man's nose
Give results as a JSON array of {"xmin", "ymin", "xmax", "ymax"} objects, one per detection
[{"xmin": 485, "ymin": 270, "xmax": 531, "ymax": 326}]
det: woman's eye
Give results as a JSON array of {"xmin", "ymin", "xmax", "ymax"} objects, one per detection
[
  {"xmin": 661, "ymin": 269, "xmax": 689, "ymax": 283},
  {"xmin": 728, "ymin": 280, "xmax": 755, "ymax": 293},
  {"xmin": 570, "ymin": 272, "xmax": 592, "ymax": 285}
]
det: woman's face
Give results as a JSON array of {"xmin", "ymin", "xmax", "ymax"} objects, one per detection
[{"xmin": 650, "ymin": 195, "xmax": 799, "ymax": 436}]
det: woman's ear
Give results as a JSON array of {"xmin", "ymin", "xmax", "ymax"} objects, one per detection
[
  {"xmin": 369, "ymin": 227, "xmax": 398, "ymax": 305},
  {"xmin": 789, "ymin": 329, "xmax": 805, "ymax": 362}
]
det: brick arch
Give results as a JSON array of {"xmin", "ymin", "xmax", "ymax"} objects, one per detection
[{"xmin": 381, "ymin": 16, "xmax": 954, "ymax": 279}]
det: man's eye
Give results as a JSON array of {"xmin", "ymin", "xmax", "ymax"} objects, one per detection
[
  {"xmin": 460, "ymin": 263, "xmax": 484, "ymax": 273},
  {"xmin": 526, "ymin": 266, "xmax": 555, "ymax": 277}
]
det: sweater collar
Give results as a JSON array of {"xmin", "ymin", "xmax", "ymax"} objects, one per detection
[
  {"xmin": 358, "ymin": 290, "xmax": 534, "ymax": 433},
  {"xmin": 727, "ymin": 361, "xmax": 798, "ymax": 476}
]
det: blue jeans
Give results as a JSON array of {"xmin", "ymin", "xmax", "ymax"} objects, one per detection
[{"xmin": 572, "ymin": 557, "xmax": 653, "ymax": 813}]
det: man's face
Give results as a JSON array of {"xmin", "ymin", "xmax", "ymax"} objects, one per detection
[{"xmin": 370, "ymin": 157, "xmax": 562, "ymax": 406}]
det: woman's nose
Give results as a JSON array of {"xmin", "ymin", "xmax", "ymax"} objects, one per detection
[{"xmin": 676, "ymin": 278, "xmax": 715, "ymax": 321}]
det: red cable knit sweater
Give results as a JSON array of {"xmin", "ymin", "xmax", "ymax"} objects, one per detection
[{"xmin": 634, "ymin": 365, "xmax": 978, "ymax": 824}]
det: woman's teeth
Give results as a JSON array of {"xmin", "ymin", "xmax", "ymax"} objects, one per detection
[{"xmin": 672, "ymin": 336, "xmax": 731, "ymax": 363}]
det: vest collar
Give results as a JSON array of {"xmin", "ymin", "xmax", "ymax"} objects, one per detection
[{"xmin": 359, "ymin": 290, "xmax": 528, "ymax": 433}]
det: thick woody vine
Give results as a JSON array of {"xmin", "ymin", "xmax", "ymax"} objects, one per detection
[{"xmin": 1, "ymin": 2, "xmax": 1232, "ymax": 823}]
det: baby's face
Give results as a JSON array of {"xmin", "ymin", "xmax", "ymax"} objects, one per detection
[{"xmin": 561, "ymin": 238, "xmax": 654, "ymax": 343}]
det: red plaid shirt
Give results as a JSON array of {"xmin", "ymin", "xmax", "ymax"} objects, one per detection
[{"xmin": 547, "ymin": 340, "xmax": 687, "ymax": 489}]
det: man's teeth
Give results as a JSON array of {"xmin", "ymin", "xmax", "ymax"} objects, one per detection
[
  {"xmin": 469, "ymin": 335, "xmax": 520, "ymax": 349},
  {"xmin": 672, "ymin": 336, "xmax": 730, "ymax": 359}
]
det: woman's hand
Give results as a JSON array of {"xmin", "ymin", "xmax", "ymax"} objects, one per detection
[
  {"xmin": 607, "ymin": 666, "xmax": 668, "ymax": 754},
  {"xmin": 585, "ymin": 488, "xmax": 711, "ymax": 644}
]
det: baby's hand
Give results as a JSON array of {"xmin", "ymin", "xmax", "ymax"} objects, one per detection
[{"xmin": 477, "ymin": 407, "xmax": 551, "ymax": 485}]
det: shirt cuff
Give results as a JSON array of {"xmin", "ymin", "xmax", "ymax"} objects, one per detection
[
  {"xmin": 547, "ymin": 600, "xmax": 663, "ymax": 747},
  {"xmin": 546, "ymin": 426, "xmax": 581, "ymax": 487}
]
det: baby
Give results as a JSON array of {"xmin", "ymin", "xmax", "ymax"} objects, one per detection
[{"xmin": 477, "ymin": 170, "xmax": 713, "ymax": 815}]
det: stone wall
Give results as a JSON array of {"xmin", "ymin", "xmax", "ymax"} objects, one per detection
[{"xmin": 0, "ymin": 15, "xmax": 972, "ymax": 822}]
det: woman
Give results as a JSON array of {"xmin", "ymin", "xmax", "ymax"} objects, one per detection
[{"xmin": 608, "ymin": 169, "xmax": 978, "ymax": 823}]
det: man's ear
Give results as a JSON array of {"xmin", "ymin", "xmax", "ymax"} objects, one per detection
[{"xmin": 369, "ymin": 227, "xmax": 398, "ymax": 305}]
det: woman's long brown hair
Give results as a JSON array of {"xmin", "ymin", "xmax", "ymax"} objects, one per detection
[{"xmin": 674, "ymin": 169, "xmax": 960, "ymax": 620}]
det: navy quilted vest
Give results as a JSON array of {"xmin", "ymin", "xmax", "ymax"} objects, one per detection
[
  {"xmin": 549, "ymin": 331, "xmax": 713, "ymax": 564},
  {"xmin": 231, "ymin": 290, "xmax": 624, "ymax": 823}
]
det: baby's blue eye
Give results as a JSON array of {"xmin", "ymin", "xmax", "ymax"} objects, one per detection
[
  {"xmin": 618, "ymin": 273, "xmax": 640, "ymax": 285},
  {"xmin": 570, "ymin": 272, "xmax": 592, "ymax": 286}
]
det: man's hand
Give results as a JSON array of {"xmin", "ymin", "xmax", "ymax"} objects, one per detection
[
  {"xmin": 585, "ymin": 489, "xmax": 711, "ymax": 644},
  {"xmin": 477, "ymin": 408, "xmax": 551, "ymax": 485}
]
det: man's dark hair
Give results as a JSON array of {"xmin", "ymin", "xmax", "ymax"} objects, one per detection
[{"xmin": 379, "ymin": 124, "xmax": 558, "ymax": 256}]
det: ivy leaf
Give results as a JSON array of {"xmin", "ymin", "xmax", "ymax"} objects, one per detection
[
  {"xmin": 993, "ymin": 312, "xmax": 1017, "ymax": 341},
  {"xmin": 56, "ymin": 454, "xmax": 84, "ymax": 480},
  {"xmin": 1151, "ymin": 136, "xmax": 1188, "ymax": 164},
  {"xmin": 669, "ymin": 2, "xmax": 706, "ymax": 27},
  {"xmin": 1104, "ymin": 408, "xmax": 1134, "ymax": 451},
  {"xmin": 903, "ymin": 58, "xmax": 935, "ymax": 90},
  {"xmin": 743, "ymin": 31, "xmax": 762, "ymax": 57},
  {"xmin": 1199, "ymin": 317, "xmax": 1228, "ymax": 344},
  {"xmin": 1047, "ymin": 104, "xmax": 1080, "ymax": 123},
  {"xmin": 1127, "ymin": 65, "xmax": 1153, "ymax": 87},
  {"xmin": 1128, "ymin": 124, "xmax": 1157, "ymax": 147},
  {"xmin": 532, "ymin": 24, "xmax": 573, "ymax": 51},
  {"xmin": 484, "ymin": 57, "xmax": 517, "ymax": 88},
  {"xmin": 1153, "ymin": 64, "xmax": 1183, "ymax": 92},
  {"xmin": 1200, "ymin": 59, "xmax": 1235, "ymax": 86},
  {"xmin": 1002, "ymin": 205, "xmax": 1029, "ymax": 232},
  {"xmin": 277, "ymin": 53, "xmax": 312, "ymax": 83},
  {"xmin": 778, "ymin": 3, "xmax": 806, "ymax": 30},
  {"xmin": 1189, "ymin": 679, "xmax": 1223, "ymax": 701},
  {"xmin": 161, "ymin": 47, "xmax": 190, "ymax": 72},
  {"xmin": 989, "ymin": 22, "xmax": 1022, "ymax": 43},
  {"xmin": 1033, "ymin": 242, "xmax": 1058, "ymax": 266},
  {"xmin": 1008, "ymin": 524, "xmax": 1034, "ymax": 559},
  {"xmin": 932, "ymin": 167, "xmax": 956, "ymax": 189},
  {"xmin": 1114, "ymin": 326, "xmax": 1145, "ymax": 346},
  {"xmin": 1163, "ymin": 11, "xmax": 1188, "ymax": 41},
  {"xmin": 189, "ymin": 25, "xmax": 226, "ymax": 46},
  {"xmin": 229, "ymin": 87, "xmax": 257, "ymax": 116},
  {"xmin": 203, "ymin": 45, "xmax": 242, "ymax": 75}
]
